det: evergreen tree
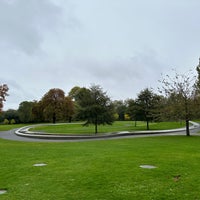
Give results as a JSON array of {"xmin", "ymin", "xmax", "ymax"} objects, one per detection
[{"xmin": 76, "ymin": 85, "xmax": 114, "ymax": 134}]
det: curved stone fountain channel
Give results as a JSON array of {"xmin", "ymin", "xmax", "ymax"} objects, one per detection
[{"xmin": 14, "ymin": 121, "xmax": 200, "ymax": 141}]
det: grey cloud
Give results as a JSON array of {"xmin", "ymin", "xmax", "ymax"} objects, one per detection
[
  {"xmin": 1, "ymin": 0, "xmax": 200, "ymax": 110},
  {"xmin": 85, "ymin": 50, "xmax": 165, "ymax": 84},
  {"xmin": 64, "ymin": 51, "xmax": 165, "ymax": 99},
  {"xmin": 1, "ymin": 77, "xmax": 36, "ymax": 109},
  {"xmin": 0, "ymin": 0, "xmax": 62, "ymax": 54}
]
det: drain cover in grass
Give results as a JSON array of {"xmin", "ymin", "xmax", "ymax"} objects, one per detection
[
  {"xmin": 0, "ymin": 189, "xmax": 7, "ymax": 195},
  {"xmin": 33, "ymin": 163, "xmax": 47, "ymax": 167},
  {"xmin": 140, "ymin": 165, "xmax": 157, "ymax": 169}
]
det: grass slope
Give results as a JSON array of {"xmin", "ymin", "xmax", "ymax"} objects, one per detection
[{"xmin": 0, "ymin": 136, "xmax": 200, "ymax": 199}]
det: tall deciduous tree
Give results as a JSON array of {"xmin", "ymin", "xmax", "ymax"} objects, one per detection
[
  {"xmin": 68, "ymin": 86, "xmax": 81, "ymax": 101},
  {"xmin": 76, "ymin": 85, "xmax": 114, "ymax": 134},
  {"xmin": 113, "ymin": 100, "xmax": 127, "ymax": 121},
  {"xmin": 126, "ymin": 98, "xmax": 144, "ymax": 127},
  {"xmin": 32, "ymin": 100, "xmax": 45, "ymax": 123},
  {"xmin": 62, "ymin": 96, "xmax": 74, "ymax": 122},
  {"xmin": 159, "ymin": 70, "xmax": 196, "ymax": 136},
  {"xmin": 195, "ymin": 58, "xmax": 200, "ymax": 92},
  {"xmin": 41, "ymin": 88, "xmax": 65, "ymax": 123},
  {"xmin": 18, "ymin": 101, "xmax": 34, "ymax": 123},
  {"xmin": 0, "ymin": 84, "xmax": 9, "ymax": 112}
]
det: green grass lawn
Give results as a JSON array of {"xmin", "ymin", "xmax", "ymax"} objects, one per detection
[
  {"xmin": 30, "ymin": 121, "xmax": 186, "ymax": 135},
  {"xmin": 0, "ymin": 136, "xmax": 200, "ymax": 199},
  {"xmin": 0, "ymin": 124, "xmax": 30, "ymax": 131}
]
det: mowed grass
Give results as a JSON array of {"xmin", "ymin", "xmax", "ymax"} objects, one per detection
[
  {"xmin": 0, "ymin": 136, "xmax": 200, "ymax": 199},
  {"xmin": 0, "ymin": 124, "xmax": 29, "ymax": 131},
  {"xmin": 30, "ymin": 121, "xmax": 186, "ymax": 134}
]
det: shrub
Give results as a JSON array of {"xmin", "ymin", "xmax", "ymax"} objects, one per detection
[
  {"xmin": 10, "ymin": 119, "xmax": 16, "ymax": 124},
  {"xmin": 3, "ymin": 118, "xmax": 9, "ymax": 124}
]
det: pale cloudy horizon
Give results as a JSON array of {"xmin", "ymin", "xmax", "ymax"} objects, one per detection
[{"xmin": 1, "ymin": 0, "xmax": 200, "ymax": 110}]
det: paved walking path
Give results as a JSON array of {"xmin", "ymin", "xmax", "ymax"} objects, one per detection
[{"xmin": 0, "ymin": 122, "xmax": 200, "ymax": 143}]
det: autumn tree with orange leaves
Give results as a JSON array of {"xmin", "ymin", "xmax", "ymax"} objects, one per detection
[{"xmin": 41, "ymin": 88, "xmax": 65, "ymax": 123}]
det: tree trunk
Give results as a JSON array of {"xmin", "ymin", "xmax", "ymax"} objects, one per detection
[
  {"xmin": 185, "ymin": 99, "xmax": 190, "ymax": 136},
  {"xmin": 53, "ymin": 112, "xmax": 56, "ymax": 124},
  {"xmin": 134, "ymin": 120, "xmax": 137, "ymax": 127},
  {"xmin": 186, "ymin": 119, "xmax": 190, "ymax": 136},
  {"xmin": 95, "ymin": 115, "xmax": 98, "ymax": 134},
  {"xmin": 146, "ymin": 120, "xmax": 149, "ymax": 130},
  {"xmin": 95, "ymin": 123, "xmax": 98, "ymax": 134}
]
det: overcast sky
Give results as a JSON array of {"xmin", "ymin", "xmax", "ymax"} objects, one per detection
[{"xmin": 1, "ymin": 0, "xmax": 200, "ymax": 110}]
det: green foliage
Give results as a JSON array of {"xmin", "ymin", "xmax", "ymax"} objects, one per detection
[
  {"xmin": 18, "ymin": 101, "xmax": 35, "ymax": 123},
  {"xmin": 32, "ymin": 101, "xmax": 45, "ymax": 122},
  {"xmin": 126, "ymin": 99, "xmax": 138, "ymax": 121},
  {"xmin": 62, "ymin": 96, "xmax": 74, "ymax": 122},
  {"xmin": 10, "ymin": 119, "xmax": 16, "ymax": 124},
  {"xmin": 113, "ymin": 100, "xmax": 127, "ymax": 121},
  {"xmin": 0, "ymin": 84, "xmax": 9, "ymax": 112},
  {"xmin": 195, "ymin": 59, "xmax": 200, "ymax": 92},
  {"xmin": 1, "ymin": 136, "xmax": 200, "ymax": 199},
  {"xmin": 1, "ymin": 109, "xmax": 19, "ymax": 123},
  {"xmin": 68, "ymin": 86, "xmax": 81, "ymax": 101},
  {"xmin": 3, "ymin": 118, "xmax": 9, "ymax": 124},
  {"xmin": 76, "ymin": 85, "xmax": 115, "ymax": 133},
  {"xmin": 134, "ymin": 88, "xmax": 162, "ymax": 130}
]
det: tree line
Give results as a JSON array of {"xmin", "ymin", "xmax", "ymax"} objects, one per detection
[{"xmin": 1, "ymin": 61, "xmax": 200, "ymax": 135}]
